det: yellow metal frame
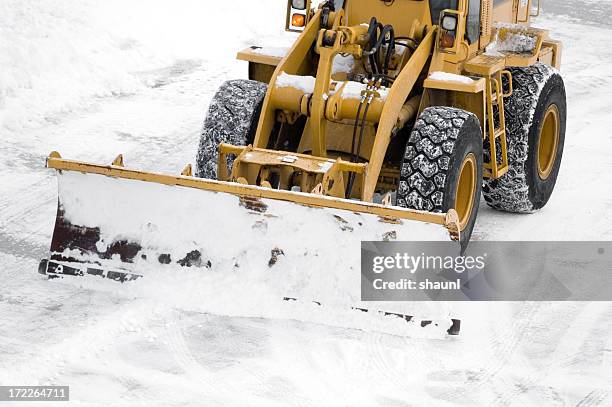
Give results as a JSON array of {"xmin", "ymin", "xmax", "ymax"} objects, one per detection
[
  {"xmin": 531, "ymin": 0, "xmax": 541, "ymax": 18},
  {"xmin": 516, "ymin": 0, "xmax": 532, "ymax": 23}
]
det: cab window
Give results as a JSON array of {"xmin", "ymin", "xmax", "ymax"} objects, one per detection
[
  {"xmin": 429, "ymin": 0, "xmax": 459, "ymax": 25},
  {"xmin": 466, "ymin": 0, "xmax": 482, "ymax": 44}
]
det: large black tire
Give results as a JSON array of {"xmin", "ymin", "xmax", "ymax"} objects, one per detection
[
  {"xmin": 196, "ymin": 79, "xmax": 268, "ymax": 179},
  {"xmin": 483, "ymin": 63, "xmax": 567, "ymax": 213},
  {"xmin": 397, "ymin": 107, "xmax": 483, "ymax": 249}
]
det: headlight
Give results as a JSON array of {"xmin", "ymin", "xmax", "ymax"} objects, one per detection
[
  {"xmin": 292, "ymin": 0, "xmax": 307, "ymax": 10},
  {"xmin": 441, "ymin": 15, "xmax": 458, "ymax": 31}
]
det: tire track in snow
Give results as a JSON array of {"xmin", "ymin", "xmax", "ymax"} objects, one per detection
[
  {"xmin": 486, "ymin": 303, "xmax": 596, "ymax": 405},
  {"xmin": 161, "ymin": 314, "xmax": 221, "ymax": 395},
  {"xmin": 0, "ymin": 230, "xmax": 49, "ymax": 259},
  {"xmin": 576, "ymin": 389, "xmax": 609, "ymax": 407},
  {"xmin": 1, "ymin": 298, "xmax": 162, "ymax": 385},
  {"xmin": 265, "ymin": 319, "xmax": 343, "ymax": 406},
  {"xmin": 160, "ymin": 312, "xmax": 285, "ymax": 405},
  {"xmin": 0, "ymin": 177, "xmax": 54, "ymax": 224},
  {"xmin": 473, "ymin": 302, "xmax": 542, "ymax": 382},
  {"xmin": 485, "ymin": 302, "xmax": 612, "ymax": 406},
  {"xmin": 429, "ymin": 302, "xmax": 543, "ymax": 403},
  {"xmin": 0, "ymin": 172, "xmax": 56, "ymax": 258},
  {"xmin": 366, "ymin": 333, "xmax": 433, "ymax": 395}
]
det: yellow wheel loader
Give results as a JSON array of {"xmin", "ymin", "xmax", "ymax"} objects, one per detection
[{"xmin": 40, "ymin": 0, "xmax": 566, "ymax": 335}]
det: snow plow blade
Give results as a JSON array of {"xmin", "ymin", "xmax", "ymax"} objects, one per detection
[{"xmin": 41, "ymin": 152, "xmax": 461, "ymax": 335}]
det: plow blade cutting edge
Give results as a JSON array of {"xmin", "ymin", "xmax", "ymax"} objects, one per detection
[{"xmin": 41, "ymin": 152, "xmax": 461, "ymax": 334}]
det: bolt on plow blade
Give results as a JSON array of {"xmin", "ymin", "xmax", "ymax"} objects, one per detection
[{"xmin": 42, "ymin": 153, "xmax": 461, "ymax": 336}]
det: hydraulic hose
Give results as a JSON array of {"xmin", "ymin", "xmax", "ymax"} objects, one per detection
[
  {"xmin": 363, "ymin": 20, "xmax": 396, "ymax": 79},
  {"xmin": 346, "ymin": 79, "xmax": 382, "ymax": 199},
  {"xmin": 346, "ymin": 95, "xmax": 367, "ymax": 199},
  {"xmin": 382, "ymin": 25, "xmax": 395, "ymax": 74}
]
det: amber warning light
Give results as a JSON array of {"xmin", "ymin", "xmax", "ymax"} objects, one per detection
[{"xmin": 292, "ymin": 13, "xmax": 306, "ymax": 27}]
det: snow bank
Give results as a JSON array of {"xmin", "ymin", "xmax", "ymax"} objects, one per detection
[
  {"xmin": 0, "ymin": 0, "xmax": 166, "ymax": 132},
  {"xmin": 0, "ymin": 0, "xmax": 292, "ymax": 133}
]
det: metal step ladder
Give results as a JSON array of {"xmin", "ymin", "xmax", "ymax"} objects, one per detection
[
  {"xmin": 483, "ymin": 69, "xmax": 512, "ymax": 178},
  {"xmin": 464, "ymin": 55, "xmax": 513, "ymax": 179}
]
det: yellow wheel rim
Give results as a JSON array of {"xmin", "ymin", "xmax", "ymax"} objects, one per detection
[
  {"xmin": 454, "ymin": 153, "xmax": 477, "ymax": 231},
  {"xmin": 537, "ymin": 105, "xmax": 560, "ymax": 180}
]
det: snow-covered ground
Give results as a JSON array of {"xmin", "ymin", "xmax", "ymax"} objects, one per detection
[{"xmin": 1, "ymin": 1, "xmax": 612, "ymax": 405}]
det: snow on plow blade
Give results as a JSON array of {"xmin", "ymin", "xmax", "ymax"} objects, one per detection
[{"xmin": 41, "ymin": 152, "xmax": 460, "ymax": 334}]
